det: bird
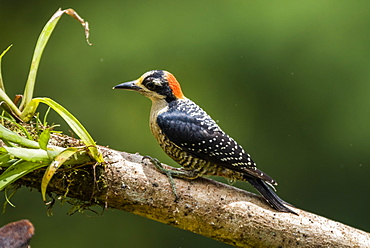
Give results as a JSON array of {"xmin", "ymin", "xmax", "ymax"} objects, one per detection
[{"xmin": 113, "ymin": 70, "xmax": 296, "ymax": 214}]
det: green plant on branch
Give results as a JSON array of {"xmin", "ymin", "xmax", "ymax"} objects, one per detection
[{"xmin": 0, "ymin": 8, "xmax": 103, "ymax": 203}]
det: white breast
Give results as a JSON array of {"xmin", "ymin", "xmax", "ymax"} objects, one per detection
[{"xmin": 149, "ymin": 98, "xmax": 169, "ymax": 142}]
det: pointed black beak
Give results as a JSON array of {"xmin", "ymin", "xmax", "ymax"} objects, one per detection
[{"xmin": 113, "ymin": 80, "xmax": 142, "ymax": 91}]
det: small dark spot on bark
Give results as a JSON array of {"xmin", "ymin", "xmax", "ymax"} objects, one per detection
[
  {"xmin": 169, "ymin": 221, "xmax": 178, "ymax": 226},
  {"xmin": 152, "ymin": 182, "xmax": 159, "ymax": 187}
]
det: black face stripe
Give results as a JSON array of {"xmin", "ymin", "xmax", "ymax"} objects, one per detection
[
  {"xmin": 142, "ymin": 70, "xmax": 176, "ymax": 102},
  {"xmin": 142, "ymin": 70, "xmax": 164, "ymax": 91}
]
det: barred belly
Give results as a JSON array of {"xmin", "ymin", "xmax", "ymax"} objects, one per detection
[
  {"xmin": 161, "ymin": 136, "xmax": 212, "ymax": 174},
  {"xmin": 152, "ymin": 122, "xmax": 249, "ymax": 182}
]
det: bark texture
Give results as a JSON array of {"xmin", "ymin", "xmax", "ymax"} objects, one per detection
[{"xmin": 7, "ymin": 135, "xmax": 370, "ymax": 247}]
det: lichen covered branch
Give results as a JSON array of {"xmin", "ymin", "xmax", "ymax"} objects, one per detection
[{"xmin": 8, "ymin": 135, "xmax": 370, "ymax": 247}]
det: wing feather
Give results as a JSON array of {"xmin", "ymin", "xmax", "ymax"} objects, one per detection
[{"xmin": 156, "ymin": 102, "xmax": 276, "ymax": 184}]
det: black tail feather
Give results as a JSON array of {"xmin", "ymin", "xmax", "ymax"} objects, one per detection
[{"xmin": 247, "ymin": 178, "xmax": 298, "ymax": 215}]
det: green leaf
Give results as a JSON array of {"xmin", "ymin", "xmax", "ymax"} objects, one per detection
[
  {"xmin": 19, "ymin": 8, "xmax": 92, "ymax": 111},
  {"xmin": 41, "ymin": 147, "xmax": 79, "ymax": 201},
  {"xmin": 3, "ymin": 188, "xmax": 17, "ymax": 211},
  {"xmin": 0, "ymin": 153, "xmax": 13, "ymax": 167},
  {"xmin": 0, "ymin": 116, "xmax": 34, "ymax": 140},
  {"xmin": 19, "ymin": 9, "xmax": 65, "ymax": 110},
  {"xmin": 4, "ymin": 147, "xmax": 62, "ymax": 163},
  {"xmin": 21, "ymin": 98, "xmax": 104, "ymax": 162},
  {"xmin": 39, "ymin": 128, "xmax": 51, "ymax": 151},
  {"xmin": 0, "ymin": 160, "xmax": 47, "ymax": 191},
  {"xmin": 0, "ymin": 89, "xmax": 22, "ymax": 117},
  {"xmin": 0, "ymin": 124, "xmax": 40, "ymax": 148},
  {"xmin": 0, "ymin": 45, "xmax": 13, "ymax": 92}
]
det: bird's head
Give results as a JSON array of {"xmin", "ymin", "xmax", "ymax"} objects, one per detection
[{"xmin": 113, "ymin": 70, "xmax": 185, "ymax": 102}]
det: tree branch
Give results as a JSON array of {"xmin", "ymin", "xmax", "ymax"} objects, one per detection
[{"xmin": 9, "ymin": 134, "xmax": 370, "ymax": 247}]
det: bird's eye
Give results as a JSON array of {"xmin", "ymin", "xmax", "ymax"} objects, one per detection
[
  {"xmin": 145, "ymin": 81, "xmax": 156, "ymax": 91},
  {"xmin": 143, "ymin": 77, "xmax": 162, "ymax": 91}
]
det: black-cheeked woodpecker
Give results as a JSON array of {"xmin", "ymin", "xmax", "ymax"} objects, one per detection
[{"xmin": 113, "ymin": 70, "xmax": 296, "ymax": 214}]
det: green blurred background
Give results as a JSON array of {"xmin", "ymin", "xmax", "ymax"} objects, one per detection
[{"xmin": 1, "ymin": 1, "xmax": 370, "ymax": 247}]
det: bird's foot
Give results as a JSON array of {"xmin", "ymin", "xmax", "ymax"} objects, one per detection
[{"xmin": 142, "ymin": 155, "xmax": 180, "ymax": 202}]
